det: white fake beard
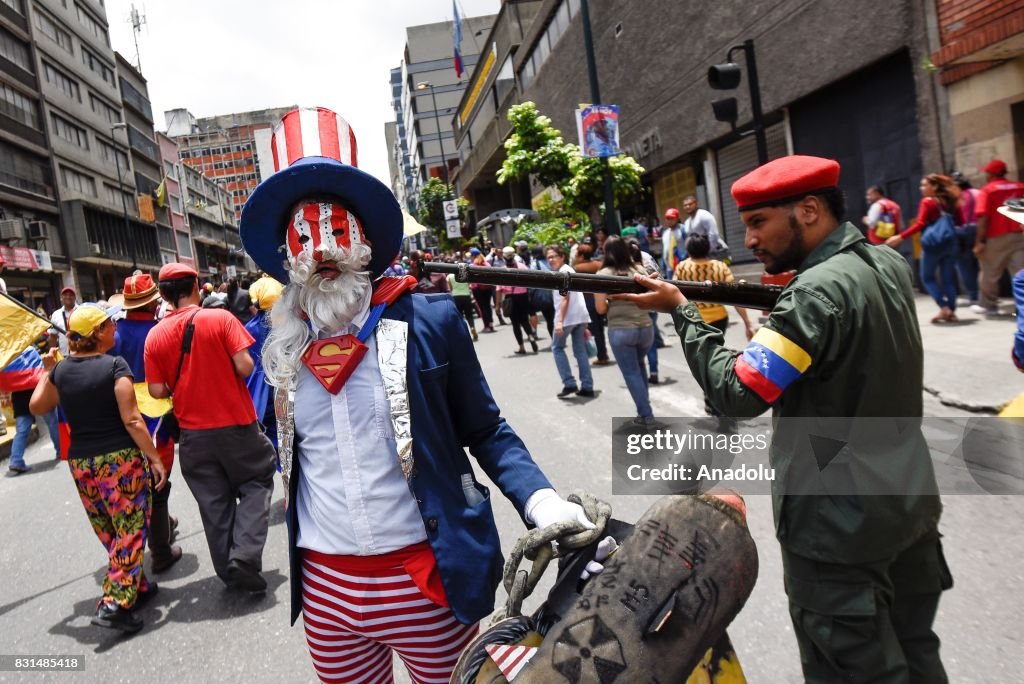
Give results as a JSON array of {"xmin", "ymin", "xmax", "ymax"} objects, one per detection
[
  {"xmin": 262, "ymin": 243, "xmax": 373, "ymax": 389},
  {"xmin": 290, "ymin": 244, "xmax": 373, "ymax": 334}
]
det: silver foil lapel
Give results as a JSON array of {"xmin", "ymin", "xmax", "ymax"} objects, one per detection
[
  {"xmin": 376, "ymin": 318, "xmax": 414, "ymax": 480},
  {"xmin": 275, "ymin": 387, "xmax": 296, "ymax": 496}
]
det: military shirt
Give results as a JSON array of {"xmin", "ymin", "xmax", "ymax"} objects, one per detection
[{"xmin": 672, "ymin": 222, "xmax": 941, "ymax": 563}]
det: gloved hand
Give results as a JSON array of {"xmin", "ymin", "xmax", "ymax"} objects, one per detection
[
  {"xmin": 580, "ymin": 535, "xmax": 618, "ymax": 582},
  {"xmin": 524, "ymin": 488, "xmax": 596, "ymax": 531}
]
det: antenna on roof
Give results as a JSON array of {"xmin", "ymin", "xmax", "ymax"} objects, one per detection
[{"xmin": 129, "ymin": 4, "xmax": 147, "ymax": 72}]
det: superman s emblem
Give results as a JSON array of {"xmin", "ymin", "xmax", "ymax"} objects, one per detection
[{"xmin": 301, "ymin": 334, "xmax": 369, "ymax": 394}]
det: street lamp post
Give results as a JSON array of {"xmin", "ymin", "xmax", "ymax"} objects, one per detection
[
  {"xmin": 415, "ymin": 81, "xmax": 450, "ymax": 189},
  {"xmin": 578, "ymin": 0, "xmax": 619, "ymax": 234},
  {"xmin": 110, "ymin": 122, "xmax": 138, "ymax": 270}
]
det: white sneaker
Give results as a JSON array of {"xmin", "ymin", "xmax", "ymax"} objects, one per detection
[{"xmin": 970, "ymin": 304, "xmax": 996, "ymax": 315}]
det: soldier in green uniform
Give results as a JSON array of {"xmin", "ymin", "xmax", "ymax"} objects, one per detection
[{"xmin": 616, "ymin": 155, "xmax": 952, "ymax": 683}]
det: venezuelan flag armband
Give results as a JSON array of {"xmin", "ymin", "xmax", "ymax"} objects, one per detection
[{"xmin": 734, "ymin": 327, "xmax": 813, "ymax": 404}]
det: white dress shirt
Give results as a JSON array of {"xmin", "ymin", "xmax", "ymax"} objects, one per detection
[
  {"xmin": 294, "ymin": 299, "xmax": 426, "ymax": 555},
  {"xmin": 552, "ymin": 264, "xmax": 591, "ymax": 327}
]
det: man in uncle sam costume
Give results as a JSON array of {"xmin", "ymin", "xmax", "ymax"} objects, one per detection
[{"xmin": 240, "ymin": 107, "xmax": 592, "ymax": 683}]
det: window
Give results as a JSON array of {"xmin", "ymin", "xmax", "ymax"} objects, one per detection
[
  {"xmin": 175, "ymin": 230, "xmax": 192, "ymax": 258},
  {"xmin": 103, "ymin": 182, "xmax": 131, "ymax": 207},
  {"xmin": 60, "ymin": 165, "xmax": 96, "ymax": 195},
  {"xmin": 568, "ymin": 0, "xmax": 580, "ymax": 16},
  {"xmin": 35, "ymin": 11, "xmax": 73, "ymax": 53},
  {"xmin": 98, "ymin": 139, "xmax": 128, "ymax": 170},
  {"xmin": 169, "ymin": 193, "xmax": 182, "ymax": 214},
  {"xmin": 43, "ymin": 61, "xmax": 81, "ymax": 101},
  {"xmin": 89, "ymin": 92, "xmax": 120, "ymax": 123},
  {"xmin": 1, "ymin": 0, "xmax": 24, "ymax": 15},
  {"xmin": 0, "ymin": 140, "xmax": 53, "ymax": 197},
  {"xmin": 554, "ymin": 1, "xmax": 570, "ymax": 38},
  {"xmin": 164, "ymin": 161, "xmax": 177, "ymax": 179},
  {"xmin": 0, "ymin": 83, "xmax": 39, "ymax": 129},
  {"xmin": 50, "ymin": 112, "xmax": 89, "ymax": 149},
  {"xmin": 75, "ymin": 3, "xmax": 109, "ymax": 46},
  {"xmin": 81, "ymin": 47, "xmax": 115, "ymax": 85},
  {"xmin": 0, "ymin": 26, "xmax": 32, "ymax": 72}
]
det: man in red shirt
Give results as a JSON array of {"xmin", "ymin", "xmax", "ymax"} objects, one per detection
[
  {"xmin": 972, "ymin": 159, "xmax": 1024, "ymax": 314},
  {"xmin": 144, "ymin": 263, "xmax": 276, "ymax": 594}
]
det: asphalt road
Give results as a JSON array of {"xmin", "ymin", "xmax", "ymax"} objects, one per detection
[{"xmin": 1, "ymin": 313, "xmax": 1021, "ymax": 683}]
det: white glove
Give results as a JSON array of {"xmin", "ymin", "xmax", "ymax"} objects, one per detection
[
  {"xmin": 524, "ymin": 488, "xmax": 596, "ymax": 531},
  {"xmin": 580, "ymin": 535, "xmax": 619, "ymax": 582}
]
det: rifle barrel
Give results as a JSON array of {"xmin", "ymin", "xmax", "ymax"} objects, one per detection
[{"xmin": 420, "ymin": 262, "xmax": 781, "ymax": 310}]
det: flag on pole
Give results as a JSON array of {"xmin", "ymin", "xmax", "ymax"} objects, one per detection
[
  {"xmin": 0, "ymin": 292, "xmax": 51, "ymax": 370},
  {"xmin": 452, "ymin": 1, "xmax": 464, "ymax": 77},
  {"xmin": 155, "ymin": 176, "xmax": 167, "ymax": 208}
]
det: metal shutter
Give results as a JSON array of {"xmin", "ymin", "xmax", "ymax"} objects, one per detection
[{"xmin": 715, "ymin": 123, "xmax": 788, "ymax": 264}]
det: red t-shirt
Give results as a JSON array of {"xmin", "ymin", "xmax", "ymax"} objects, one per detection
[
  {"xmin": 976, "ymin": 178, "xmax": 1024, "ymax": 239},
  {"xmin": 144, "ymin": 305, "xmax": 256, "ymax": 430},
  {"xmin": 900, "ymin": 196, "xmax": 943, "ymax": 239}
]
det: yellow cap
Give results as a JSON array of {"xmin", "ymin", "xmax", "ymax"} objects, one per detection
[
  {"xmin": 67, "ymin": 303, "xmax": 121, "ymax": 339},
  {"xmin": 249, "ymin": 275, "xmax": 284, "ymax": 311}
]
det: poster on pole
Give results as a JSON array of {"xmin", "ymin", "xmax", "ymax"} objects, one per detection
[
  {"xmin": 446, "ymin": 218, "xmax": 461, "ymax": 239},
  {"xmin": 443, "ymin": 199, "xmax": 459, "ymax": 220},
  {"xmin": 575, "ymin": 104, "xmax": 621, "ymax": 158}
]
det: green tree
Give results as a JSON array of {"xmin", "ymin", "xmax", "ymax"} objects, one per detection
[
  {"xmin": 416, "ymin": 177, "xmax": 469, "ymax": 250},
  {"xmin": 497, "ymin": 101, "xmax": 645, "ymax": 225}
]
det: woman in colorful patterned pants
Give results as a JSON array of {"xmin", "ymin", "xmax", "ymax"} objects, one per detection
[{"xmin": 31, "ymin": 303, "xmax": 167, "ymax": 634}]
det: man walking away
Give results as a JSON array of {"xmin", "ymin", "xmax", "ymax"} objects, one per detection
[
  {"xmin": 972, "ymin": 159, "xmax": 1024, "ymax": 315},
  {"xmin": 144, "ymin": 263, "xmax": 276, "ymax": 594}
]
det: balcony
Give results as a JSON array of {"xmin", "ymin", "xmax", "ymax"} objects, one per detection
[
  {"xmin": 119, "ymin": 77, "xmax": 153, "ymax": 122},
  {"xmin": 127, "ymin": 125, "xmax": 159, "ymax": 163},
  {"xmin": 188, "ymin": 213, "xmax": 225, "ymax": 246}
]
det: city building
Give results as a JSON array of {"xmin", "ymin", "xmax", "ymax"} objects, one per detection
[
  {"xmin": 156, "ymin": 130, "xmax": 195, "ymax": 270},
  {"xmin": 930, "ymin": 0, "xmax": 1024, "ymax": 184},
  {"xmin": 167, "ymin": 105, "xmax": 294, "ymax": 220},
  {"xmin": 115, "ymin": 51, "xmax": 175, "ymax": 267},
  {"xmin": 387, "ymin": 67, "xmax": 414, "ymax": 211},
  {"xmin": 30, "ymin": 0, "xmax": 165, "ymax": 299},
  {"xmin": 0, "ymin": 0, "xmax": 64, "ymax": 310},
  {"xmin": 391, "ymin": 14, "xmax": 496, "ymax": 209},
  {"xmin": 454, "ymin": 0, "xmax": 948, "ymax": 263},
  {"xmin": 178, "ymin": 158, "xmax": 247, "ymax": 282}
]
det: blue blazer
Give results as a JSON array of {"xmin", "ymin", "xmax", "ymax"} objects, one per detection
[{"xmin": 287, "ymin": 292, "xmax": 552, "ymax": 625}]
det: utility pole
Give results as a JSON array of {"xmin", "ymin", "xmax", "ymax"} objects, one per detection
[{"xmin": 579, "ymin": 0, "xmax": 619, "ymax": 234}]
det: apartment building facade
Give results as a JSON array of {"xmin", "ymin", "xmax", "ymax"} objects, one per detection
[{"xmin": 0, "ymin": 0, "xmax": 63, "ymax": 310}]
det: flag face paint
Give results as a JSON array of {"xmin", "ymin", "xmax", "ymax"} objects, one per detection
[{"xmin": 284, "ymin": 201, "xmax": 365, "ymax": 262}]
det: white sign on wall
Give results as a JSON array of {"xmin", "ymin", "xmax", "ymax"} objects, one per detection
[{"xmin": 446, "ymin": 218, "xmax": 461, "ymax": 239}]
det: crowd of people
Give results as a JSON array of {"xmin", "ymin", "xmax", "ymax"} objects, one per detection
[{"xmin": 1, "ymin": 97, "xmax": 1022, "ymax": 682}]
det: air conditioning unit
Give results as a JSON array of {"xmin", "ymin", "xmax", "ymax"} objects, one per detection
[
  {"xmin": 26, "ymin": 220, "xmax": 48, "ymax": 241},
  {"xmin": 90, "ymin": 243, "xmax": 103, "ymax": 256},
  {"xmin": 0, "ymin": 218, "xmax": 25, "ymax": 241}
]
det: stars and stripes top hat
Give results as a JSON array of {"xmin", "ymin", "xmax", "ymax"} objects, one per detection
[{"xmin": 240, "ymin": 107, "xmax": 403, "ymax": 281}]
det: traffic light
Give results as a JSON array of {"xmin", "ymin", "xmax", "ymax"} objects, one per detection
[
  {"xmin": 708, "ymin": 62, "xmax": 742, "ymax": 90},
  {"xmin": 711, "ymin": 98, "xmax": 738, "ymax": 126},
  {"xmin": 708, "ymin": 41, "xmax": 768, "ymax": 164}
]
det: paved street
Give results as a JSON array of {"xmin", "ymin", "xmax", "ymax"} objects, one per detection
[{"xmin": 1, "ymin": 295, "xmax": 1021, "ymax": 683}]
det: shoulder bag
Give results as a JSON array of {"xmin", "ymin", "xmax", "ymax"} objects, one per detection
[
  {"xmin": 162, "ymin": 309, "xmax": 201, "ymax": 440},
  {"xmin": 920, "ymin": 211, "xmax": 956, "ymax": 252}
]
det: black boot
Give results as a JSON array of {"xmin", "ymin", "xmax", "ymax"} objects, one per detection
[{"xmin": 149, "ymin": 481, "xmax": 182, "ymax": 573}]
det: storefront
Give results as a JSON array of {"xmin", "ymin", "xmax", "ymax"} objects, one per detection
[{"xmin": 0, "ymin": 245, "xmax": 64, "ymax": 315}]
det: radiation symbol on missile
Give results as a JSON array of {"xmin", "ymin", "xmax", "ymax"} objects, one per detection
[{"xmin": 551, "ymin": 615, "xmax": 627, "ymax": 683}]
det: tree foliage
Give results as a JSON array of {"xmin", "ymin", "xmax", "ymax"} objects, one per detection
[
  {"xmin": 416, "ymin": 177, "xmax": 469, "ymax": 250},
  {"xmin": 498, "ymin": 101, "xmax": 645, "ymax": 220}
]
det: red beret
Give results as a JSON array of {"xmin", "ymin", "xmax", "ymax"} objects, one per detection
[
  {"xmin": 158, "ymin": 263, "xmax": 198, "ymax": 281},
  {"xmin": 981, "ymin": 159, "xmax": 1007, "ymax": 176},
  {"xmin": 731, "ymin": 155, "xmax": 840, "ymax": 211}
]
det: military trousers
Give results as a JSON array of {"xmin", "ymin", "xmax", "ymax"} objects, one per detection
[{"xmin": 782, "ymin": 530, "xmax": 953, "ymax": 683}]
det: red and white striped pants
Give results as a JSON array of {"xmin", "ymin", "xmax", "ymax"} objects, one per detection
[{"xmin": 301, "ymin": 550, "xmax": 479, "ymax": 683}]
